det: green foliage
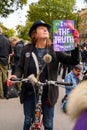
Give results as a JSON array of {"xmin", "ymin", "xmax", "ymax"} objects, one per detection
[
  {"xmin": 84, "ymin": 0, "xmax": 87, "ymax": 2},
  {"xmin": 16, "ymin": 0, "xmax": 80, "ymax": 40},
  {"xmin": 0, "ymin": 0, "xmax": 27, "ymax": 17},
  {"xmin": 16, "ymin": 21, "xmax": 33, "ymax": 40},
  {"xmin": 0, "ymin": 22, "xmax": 16, "ymax": 38},
  {"xmin": 27, "ymin": 0, "xmax": 76, "ymax": 25},
  {"xmin": 4, "ymin": 29, "xmax": 16, "ymax": 38}
]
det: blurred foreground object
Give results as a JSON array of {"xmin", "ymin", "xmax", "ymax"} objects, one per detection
[{"xmin": 67, "ymin": 80, "xmax": 87, "ymax": 130}]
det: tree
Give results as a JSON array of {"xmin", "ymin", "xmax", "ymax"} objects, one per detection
[
  {"xmin": 0, "ymin": 22, "xmax": 16, "ymax": 37},
  {"xmin": 84, "ymin": 0, "xmax": 87, "ymax": 2},
  {"xmin": 4, "ymin": 29, "xmax": 16, "ymax": 38},
  {"xmin": 27, "ymin": 0, "xmax": 77, "ymax": 26},
  {"xmin": 0, "ymin": 0, "xmax": 27, "ymax": 17},
  {"xmin": 17, "ymin": 0, "xmax": 79, "ymax": 40},
  {"xmin": 16, "ymin": 21, "xmax": 32, "ymax": 40}
]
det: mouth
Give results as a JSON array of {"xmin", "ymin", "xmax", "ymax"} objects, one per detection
[{"xmin": 77, "ymin": 74, "xmax": 80, "ymax": 76}]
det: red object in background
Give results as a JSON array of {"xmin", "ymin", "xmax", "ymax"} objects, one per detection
[{"xmin": 6, "ymin": 80, "xmax": 11, "ymax": 87}]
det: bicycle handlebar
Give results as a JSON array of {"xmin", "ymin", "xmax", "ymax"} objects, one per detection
[
  {"xmin": 11, "ymin": 76, "xmax": 73, "ymax": 86},
  {"xmin": 46, "ymin": 80, "xmax": 73, "ymax": 86}
]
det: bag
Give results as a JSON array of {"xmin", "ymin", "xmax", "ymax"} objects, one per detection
[{"xmin": 4, "ymin": 83, "xmax": 19, "ymax": 99}]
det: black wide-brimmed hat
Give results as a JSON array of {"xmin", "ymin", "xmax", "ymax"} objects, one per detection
[{"xmin": 29, "ymin": 20, "xmax": 51, "ymax": 37}]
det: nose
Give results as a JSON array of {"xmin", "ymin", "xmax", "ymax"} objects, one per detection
[{"xmin": 44, "ymin": 28, "xmax": 48, "ymax": 32}]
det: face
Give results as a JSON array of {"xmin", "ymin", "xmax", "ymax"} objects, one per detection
[
  {"xmin": 73, "ymin": 68, "xmax": 81, "ymax": 77},
  {"xmin": 11, "ymin": 39, "xmax": 17, "ymax": 47},
  {"xmin": 35, "ymin": 26, "xmax": 50, "ymax": 39}
]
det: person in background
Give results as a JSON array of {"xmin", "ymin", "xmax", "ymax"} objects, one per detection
[
  {"xmin": 10, "ymin": 37, "xmax": 24, "ymax": 74},
  {"xmin": 58, "ymin": 51, "xmax": 72, "ymax": 80},
  {"xmin": 8, "ymin": 20, "xmax": 79, "ymax": 130},
  {"xmin": 62, "ymin": 64, "xmax": 72, "ymax": 80},
  {"xmin": 61, "ymin": 51, "xmax": 72, "ymax": 80},
  {"xmin": 57, "ymin": 62, "xmax": 63, "ymax": 76},
  {"xmin": 0, "ymin": 27, "xmax": 12, "ymax": 99},
  {"xmin": 80, "ymin": 46, "xmax": 87, "ymax": 73},
  {"xmin": 61, "ymin": 64, "xmax": 82, "ymax": 113}
]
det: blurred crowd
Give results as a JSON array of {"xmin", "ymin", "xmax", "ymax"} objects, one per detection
[
  {"xmin": 58, "ymin": 43, "xmax": 87, "ymax": 81},
  {"xmin": 0, "ymin": 27, "xmax": 24, "ymax": 99}
]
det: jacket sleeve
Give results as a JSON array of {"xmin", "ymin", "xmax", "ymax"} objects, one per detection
[
  {"xmin": 56, "ymin": 47, "xmax": 80, "ymax": 65},
  {"xmin": 64, "ymin": 74, "xmax": 76, "ymax": 90},
  {"xmin": 14, "ymin": 47, "xmax": 25, "ymax": 78}
]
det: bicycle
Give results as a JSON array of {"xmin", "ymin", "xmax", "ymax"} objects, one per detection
[{"xmin": 11, "ymin": 74, "xmax": 73, "ymax": 130}]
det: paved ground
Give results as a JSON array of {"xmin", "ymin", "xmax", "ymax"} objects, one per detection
[
  {"xmin": 0, "ymin": 98, "xmax": 23, "ymax": 130},
  {"xmin": 54, "ymin": 86, "xmax": 75, "ymax": 130},
  {"xmin": 0, "ymin": 84, "xmax": 76, "ymax": 130}
]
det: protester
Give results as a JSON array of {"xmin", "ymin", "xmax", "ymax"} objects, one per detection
[
  {"xmin": 10, "ymin": 37, "xmax": 24, "ymax": 74},
  {"xmin": 8, "ymin": 20, "xmax": 79, "ymax": 130},
  {"xmin": 67, "ymin": 77, "xmax": 87, "ymax": 130},
  {"xmin": 0, "ymin": 27, "xmax": 12, "ymax": 98},
  {"xmin": 61, "ymin": 64, "xmax": 82, "ymax": 113}
]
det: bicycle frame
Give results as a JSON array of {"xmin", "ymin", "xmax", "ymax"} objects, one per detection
[
  {"xmin": 30, "ymin": 85, "xmax": 43, "ymax": 130},
  {"xmin": 10, "ymin": 75, "xmax": 73, "ymax": 130}
]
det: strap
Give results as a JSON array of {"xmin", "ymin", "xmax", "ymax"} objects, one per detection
[{"xmin": 31, "ymin": 52, "xmax": 40, "ymax": 80}]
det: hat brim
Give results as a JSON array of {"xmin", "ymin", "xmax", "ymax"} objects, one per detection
[{"xmin": 29, "ymin": 23, "xmax": 51, "ymax": 37}]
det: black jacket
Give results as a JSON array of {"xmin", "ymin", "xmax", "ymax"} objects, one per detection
[
  {"xmin": 0, "ymin": 33, "xmax": 12, "ymax": 66},
  {"xmin": 13, "ymin": 40, "xmax": 24, "ymax": 71},
  {"xmin": 81, "ymin": 50, "xmax": 87, "ymax": 62},
  {"xmin": 15, "ymin": 43, "xmax": 79, "ymax": 106}
]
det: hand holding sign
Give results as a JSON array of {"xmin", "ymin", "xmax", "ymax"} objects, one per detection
[
  {"xmin": 66, "ymin": 20, "xmax": 79, "ymax": 47},
  {"xmin": 66, "ymin": 20, "xmax": 74, "ymax": 30}
]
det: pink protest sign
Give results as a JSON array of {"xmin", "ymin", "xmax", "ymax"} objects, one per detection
[{"xmin": 53, "ymin": 20, "xmax": 75, "ymax": 52}]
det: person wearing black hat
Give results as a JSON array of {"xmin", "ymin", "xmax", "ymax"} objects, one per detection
[
  {"xmin": 29, "ymin": 20, "xmax": 51, "ymax": 37},
  {"xmin": 8, "ymin": 20, "xmax": 80, "ymax": 130}
]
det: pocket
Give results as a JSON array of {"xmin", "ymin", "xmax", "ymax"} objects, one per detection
[{"xmin": 48, "ymin": 85, "xmax": 59, "ymax": 106}]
